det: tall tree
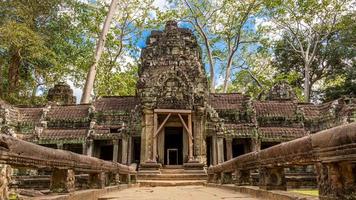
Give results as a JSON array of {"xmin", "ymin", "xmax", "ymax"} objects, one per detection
[
  {"xmin": 81, "ymin": 0, "xmax": 118, "ymax": 103},
  {"xmin": 265, "ymin": 0, "xmax": 351, "ymax": 102}
]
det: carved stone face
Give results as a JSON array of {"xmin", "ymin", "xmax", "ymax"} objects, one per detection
[{"xmin": 137, "ymin": 21, "xmax": 208, "ymax": 110}]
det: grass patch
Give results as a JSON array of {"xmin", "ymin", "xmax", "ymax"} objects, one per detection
[{"xmin": 290, "ymin": 189, "xmax": 319, "ymax": 197}]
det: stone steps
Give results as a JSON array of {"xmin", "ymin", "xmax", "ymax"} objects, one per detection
[
  {"xmin": 137, "ymin": 168, "xmax": 207, "ymax": 187},
  {"xmin": 138, "ymin": 180, "xmax": 207, "ymax": 187},
  {"xmin": 138, "ymin": 173, "xmax": 207, "ymax": 180}
]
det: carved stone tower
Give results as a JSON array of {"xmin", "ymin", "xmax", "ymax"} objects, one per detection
[
  {"xmin": 138, "ymin": 21, "xmax": 208, "ymax": 170},
  {"xmin": 47, "ymin": 83, "xmax": 76, "ymax": 105}
]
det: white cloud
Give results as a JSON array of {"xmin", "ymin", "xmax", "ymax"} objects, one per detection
[{"xmin": 153, "ymin": 0, "xmax": 170, "ymax": 11}]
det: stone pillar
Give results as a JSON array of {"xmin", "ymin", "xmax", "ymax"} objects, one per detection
[
  {"xmin": 217, "ymin": 137, "xmax": 224, "ymax": 164},
  {"xmin": 127, "ymin": 136, "xmax": 132, "ymax": 165},
  {"xmin": 57, "ymin": 143, "xmax": 63, "ymax": 150},
  {"xmin": 113, "ymin": 140, "xmax": 119, "ymax": 162},
  {"xmin": 89, "ymin": 172, "xmax": 106, "ymax": 189},
  {"xmin": 315, "ymin": 162, "xmax": 355, "ymax": 200},
  {"xmin": 121, "ymin": 137, "xmax": 128, "ymax": 165},
  {"xmin": 226, "ymin": 138, "xmax": 233, "ymax": 160},
  {"xmin": 188, "ymin": 114, "xmax": 193, "ymax": 161},
  {"xmin": 153, "ymin": 112, "xmax": 158, "ymax": 162},
  {"xmin": 251, "ymin": 138, "xmax": 260, "ymax": 152},
  {"xmin": 140, "ymin": 109, "xmax": 154, "ymax": 163},
  {"xmin": 50, "ymin": 169, "xmax": 75, "ymax": 193},
  {"xmin": 235, "ymin": 169, "xmax": 251, "ymax": 186},
  {"xmin": 86, "ymin": 139, "xmax": 94, "ymax": 157},
  {"xmin": 194, "ymin": 108, "xmax": 205, "ymax": 163},
  {"xmin": 259, "ymin": 167, "xmax": 286, "ymax": 190},
  {"xmin": 82, "ymin": 142, "xmax": 87, "ymax": 155},
  {"xmin": 212, "ymin": 136, "xmax": 217, "ymax": 165}
]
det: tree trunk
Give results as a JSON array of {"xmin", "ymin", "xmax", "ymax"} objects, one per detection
[
  {"xmin": 206, "ymin": 44, "xmax": 215, "ymax": 93},
  {"xmin": 8, "ymin": 48, "xmax": 21, "ymax": 94},
  {"xmin": 304, "ymin": 62, "xmax": 311, "ymax": 102},
  {"xmin": 223, "ymin": 52, "xmax": 234, "ymax": 93},
  {"xmin": 81, "ymin": 0, "xmax": 118, "ymax": 104}
]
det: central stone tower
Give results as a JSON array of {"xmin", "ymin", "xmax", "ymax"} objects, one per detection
[{"xmin": 138, "ymin": 21, "xmax": 208, "ymax": 170}]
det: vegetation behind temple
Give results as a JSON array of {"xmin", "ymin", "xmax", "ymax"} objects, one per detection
[{"xmin": 0, "ymin": 0, "xmax": 354, "ymax": 105}]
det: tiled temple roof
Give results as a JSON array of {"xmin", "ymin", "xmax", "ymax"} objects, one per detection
[
  {"xmin": 254, "ymin": 101, "xmax": 297, "ymax": 118},
  {"xmin": 47, "ymin": 105, "xmax": 90, "ymax": 120},
  {"xmin": 40, "ymin": 129, "xmax": 88, "ymax": 140},
  {"xmin": 224, "ymin": 123, "xmax": 256, "ymax": 138},
  {"xmin": 299, "ymin": 102, "xmax": 333, "ymax": 121},
  {"xmin": 209, "ymin": 93, "xmax": 248, "ymax": 110},
  {"xmin": 94, "ymin": 96, "xmax": 138, "ymax": 112},
  {"xmin": 259, "ymin": 127, "xmax": 307, "ymax": 141},
  {"xmin": 18, "ymin": 108, "xmax": 43, "ymax": 123}
]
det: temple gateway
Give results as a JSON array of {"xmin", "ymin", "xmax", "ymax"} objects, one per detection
[{"xmin": 1, "ymin": 21, "xmax": 355, "ymax": 172}]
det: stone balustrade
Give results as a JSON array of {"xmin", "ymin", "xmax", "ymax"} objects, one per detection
[
  {"xmin": 0, "ymin": 134, "xmax": 136, "ymax": 196},
  {"xmin": 207, "ymin": 122, "xmax": 356, "ymax": 200}
]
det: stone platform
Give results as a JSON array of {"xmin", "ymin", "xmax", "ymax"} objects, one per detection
[{"xmin": 137, "ymin": 166, "xmax": 207, "ymax": 187}]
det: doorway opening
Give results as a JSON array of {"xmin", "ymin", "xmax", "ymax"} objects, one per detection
[
  {"xmin": 164, "ymin": 127, "xmax": 183, "ymax": 165},
  {"xmin": 100, "ymin": 145, "xmax": 113, "ymax": 161}
]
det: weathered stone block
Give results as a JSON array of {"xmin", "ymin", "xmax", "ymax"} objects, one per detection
[
  {"xmin": 316, "ymin": 162, "xmax": 356, "ymax": 200},
  {"xmin": 259, "ymin": 167, "xmax": 286, "ymax": 191},
  {"xmin": 50, "ymin": 169, "xmax": 75, "ymax": 193},
  {"xmin": 89, "ymin": 172, "xmax": 106, "ymax": 189}
]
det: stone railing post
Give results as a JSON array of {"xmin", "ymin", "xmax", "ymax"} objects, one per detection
[
  {"xmin": 259, "ymin": 167, "xmax": 286, "ymax": 190},
  {"xmin": 50, "ymin": 169, "xmax": 75, "ymax": 193},
  {"xmin": 119, "ymin": 173, "xmax": 130, "ymax": 184},
  {"xmin": 89, "ymin": 172, "xmax": 106, "ymax": 189},
  {"xmin": 316, "ymin": 162, "xmax": 356, "ymax": 200},
  {"xmin": 221, "ymin": 172, "xmax": 233, "ymax": 184},
  {"xmin": 235, "ymin": 169, "xmax": 251, "ymax": 186}
]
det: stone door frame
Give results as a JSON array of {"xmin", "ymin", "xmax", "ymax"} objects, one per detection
[{"xmin": 152, "ymin": 109, "xmax": 194, "ymax": 163}]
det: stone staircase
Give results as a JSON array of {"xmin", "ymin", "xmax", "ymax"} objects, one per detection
[{"xmin": 137, "ymin": 166, "xmax": 207, "ymax": 186}]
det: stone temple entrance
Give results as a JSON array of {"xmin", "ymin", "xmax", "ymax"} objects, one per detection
[{"xmin": 164, "ymin": 127, "xmax": 183, "ymax": 165}]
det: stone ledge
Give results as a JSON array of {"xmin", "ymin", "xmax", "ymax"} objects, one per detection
[
  {"xmin": 24, "ymin": 184, "xmax": 138, "ymax": 200},
  {"xmin": 207, "ymin": 184, "xmax": 318, "ymax": 200}
]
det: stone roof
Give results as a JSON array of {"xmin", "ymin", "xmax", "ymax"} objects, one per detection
[
  {"xmin": 209, "ymin": 93, "xmax": 248, "ymax": 110},
  {"xmin": 47, "ymin": 105, "xmax": 90, "ymax": 120},
  {"xmin": 40, "ymin": 129, "xmax": 88, "ymax": 140},
  {"xmin": 259, "ymin": 127, "xmax": 307, "ymax": 141},
  {"xmin": 94, "ymin": 96, "xmax": 138, "ymax": 112},
  {"xmin": 254, "ymin": 101, "xmax": 297, "ymax": 118},
  {"xmin": 18, "ymin": 108, "xmax": 42, "ymax": 123}
]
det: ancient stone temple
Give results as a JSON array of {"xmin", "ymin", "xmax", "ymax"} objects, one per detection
[{"xmin": 0, "ymin": 21, "xmax": 355, "ymax": 174}]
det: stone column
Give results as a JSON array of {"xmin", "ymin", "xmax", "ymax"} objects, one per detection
[
  {"xmin": 140, "ymin": 109, "xmax": 154, "ymax": 163},
  {"xmin": 82, "ymin": 142, "xmax": 87, "ymax": 155},
  {"xmin": 315, "ymin": 162, "xmax": 355, "ymax": 200},
  {"xmin": 57, "ymin": 143, "xmax": 63, "ymax": 150},
  {"xmin": 153, "ymin": 112, "xmax": 158, "ymax": 162},
  {"xmin": 86, "ymin": 139, "xmax": 94, "ymax": 157},
  {"xmin": 251, "ymin": 137, "xmax": 261, "ymax": 152},
  {"xmin": 89, "ymin": 172, "xmax": 106, "ymax": 189},
  {"xmin": 50, "ymin": 169, "xmax": 75, "ymax": 193},
  {"xmin": 188, "ymin": 113, "xmax": 193, "ymax": 161},
  {"xmin": 226, "ymin": 138, "xmax": 233, "ymax": 160},
  {"xmin": 217, "ymin": 137, "xmax": 225, "ymax": 164},
  {"xmin": 212, "ymin": 136, "xmax": 217, "ymax": 165},
  {"xmin": 113, "ymin": 139, "xmax": 119, "ymax": 162},
  {"xmin": 235, "ymin": 169, "xmax": 251, "ymax": 186},
  {"xmin": 121, "ymin": 137, "xmax": 128, "ymax": 165},
  {"xmin": 259, "ymin": 167, "xmax": 286, "ymax": 190}
]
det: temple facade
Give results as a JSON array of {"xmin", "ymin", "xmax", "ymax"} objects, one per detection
[{"xmin": 0, "ymin": 21, "xmax": 355, "ymax": 171}]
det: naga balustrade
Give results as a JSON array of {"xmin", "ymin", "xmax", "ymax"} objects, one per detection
[
  {"xmin": 208, "ymin": 122, "xmax": 356, "ymax": 200},
  {"xmin": 0, "ymin": 134, "xmax": 136, "ymax": 195}
]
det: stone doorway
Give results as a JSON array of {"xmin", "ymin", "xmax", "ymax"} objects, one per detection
[{"xmin": 164, "ymin": 127, "xmax": 183, "ymax": 165}]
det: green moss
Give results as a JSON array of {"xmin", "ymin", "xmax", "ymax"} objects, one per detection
[{"xmin": 291, "ymin": 189, "xmax": 319, "ymax": 197}]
